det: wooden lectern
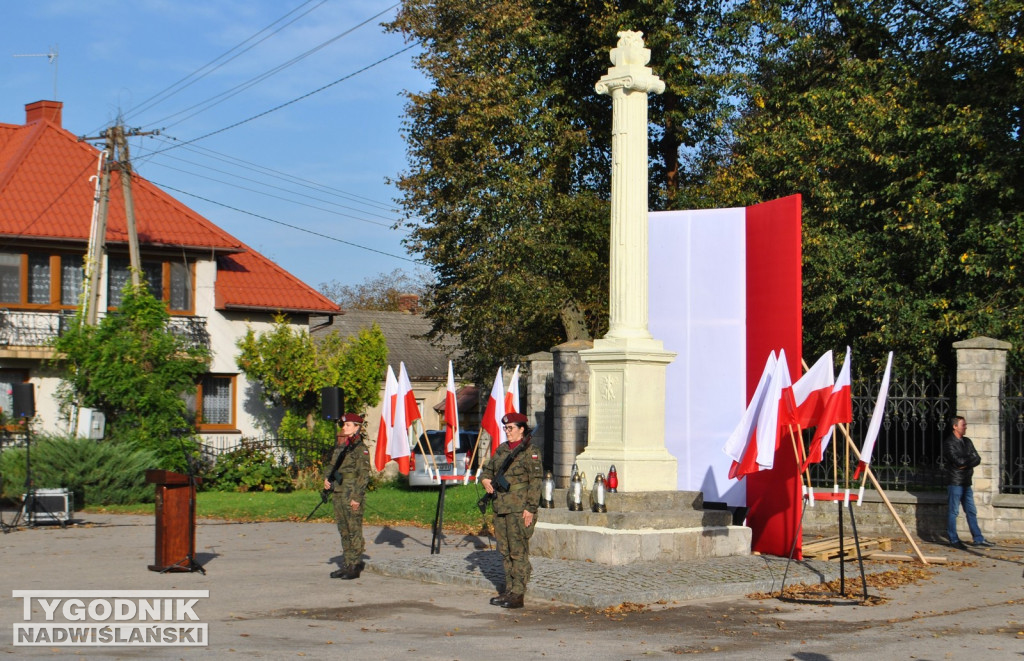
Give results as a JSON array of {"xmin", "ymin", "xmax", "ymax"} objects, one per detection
[{"xmin": 145, "ymin": 469, "xmax": 203, "ymax": 573}]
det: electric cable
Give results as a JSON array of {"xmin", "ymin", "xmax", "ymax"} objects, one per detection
[
  {"xmin": 138, "ymin": 43, "xmax": 417, "ymax": 159},
  {"xmin": 123, "ymin": 0, "xmax": 328, "ymax": 123},
  {"xmin": 144, "ymin": 3, "xmax": 402, "ymax": 131},
  {"xmin": 147, "ymin": 178, "xmax": 419, "ymax": 263}
]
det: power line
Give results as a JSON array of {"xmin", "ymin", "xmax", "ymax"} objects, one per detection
[
  {"xmin": 145, "ymin": 3, "xmax": 401, "ymax": 131},
  {"xmin": 123, "ymin": 0, "xmax": 328, "ymax": 123},
  {"xmin": 161, "ymin": 141, "xmax": 401, "ymax": 214},
  {"xmin": 139, "ymin": 43, "xmax": 417, "ymax": 159},
  {"xmin": 148, "ymin": 179, "xmax": 419, "ymax": 264},
  {"xmin": 144, "ymin": 158, "xmax": 402, "ymax": 229},
  {"xmin": 138, "ymin": 136, "xmax": 402, "ymax": 216}
]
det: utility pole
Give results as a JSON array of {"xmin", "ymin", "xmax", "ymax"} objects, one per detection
[{"xmin": 79, "ymin": 122, "xmax": 160, "ymax": 324}]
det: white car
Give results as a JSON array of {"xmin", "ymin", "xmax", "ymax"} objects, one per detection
[{"xmin": 408, "ymin": 430, "xmax": 479, "ymax": 487}]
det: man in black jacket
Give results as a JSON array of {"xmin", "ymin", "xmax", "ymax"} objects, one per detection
[{"xmin": 945, "ymin": 416, "xmax": 994, "ymax": 549}]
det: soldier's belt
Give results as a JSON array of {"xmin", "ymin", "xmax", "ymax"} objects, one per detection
[{"xmin": 508, "ymin": 482, "xmax": 529, "ymax": 492}]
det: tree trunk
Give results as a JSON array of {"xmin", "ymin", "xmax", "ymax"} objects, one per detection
[{"xmin": 560, "ymin": 300, "xmax": 591, "ymax": 342}]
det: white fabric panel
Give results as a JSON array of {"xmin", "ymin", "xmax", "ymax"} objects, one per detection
[{"xmin": 649, "ymin": 208, "xmax": 748, "ymax": 506}]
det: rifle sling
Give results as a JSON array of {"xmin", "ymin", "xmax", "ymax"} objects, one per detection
[
  {"xmin": 328, "ymin": 438, "xmax": 358, "ymax": 485},
  {"xmin": 495, "ymin": 441, "xmax": 527, "ymax": 483}
]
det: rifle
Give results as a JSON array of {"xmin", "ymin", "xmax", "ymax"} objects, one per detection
[
  {"xmin": 476, "ymin": 441, "xmax": 526, "ymax": 514},
  {"xmin": 304, "ymin": 439, "xmax": 354, "ymax": 522}
]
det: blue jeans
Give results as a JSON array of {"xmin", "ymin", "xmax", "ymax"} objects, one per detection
[{"xmin": 947, "ymin": 485, "xmax": 984, "ymax": 544}]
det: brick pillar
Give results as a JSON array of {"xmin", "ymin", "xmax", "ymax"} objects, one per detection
[
  {"xmin": 551, "ymin": 340, "xmax": 593, "ymax": 487},
  {"xmin": 953, "ymin": 336, "xmax": 1011, "ymax": 534},
  {"xmin": 524, "ymin": 351, "xmax": 553, "ymax": 470}
]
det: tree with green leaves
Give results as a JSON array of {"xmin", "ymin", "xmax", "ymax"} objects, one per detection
[
  {"xmin": 53, "ymin": 285, "xmax": 211, "ymax": 468},
  {"xmin": 236, "ymin": 317, "xmax": 388, "ymax": 443},
  {"xmin": 388, "ymin": 0, "xmax": 737, "ymax": 377},
  {"xmin": 682, "ymin": 0, "xmax": 1024, "ymax": 375}
]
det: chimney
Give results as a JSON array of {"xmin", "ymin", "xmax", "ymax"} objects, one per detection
[
  {"xmin": 397, "ymin": 293, "xmax": 420, "ymax": 314},
  {"xmin": 25, "ymin": 100, "xmax": 62, "ymax": 128}
]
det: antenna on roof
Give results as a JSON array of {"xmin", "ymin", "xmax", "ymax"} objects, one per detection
[{"xmin": 13, "ymin": 44, "xmax": 59, "ymax": 100}]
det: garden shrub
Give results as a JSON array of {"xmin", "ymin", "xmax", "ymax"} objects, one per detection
[
  {"xmin": 202, "ymin": 443, "xmax": 294, "ymax": 493},
  {"xmin": 0, "ymin": 435, "xmax": 156, "ymax": 506}
]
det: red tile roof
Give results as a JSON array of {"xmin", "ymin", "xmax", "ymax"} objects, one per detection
[{"xmin": 0, "ymin": 102, "xmax": 339, "ymax": 315}]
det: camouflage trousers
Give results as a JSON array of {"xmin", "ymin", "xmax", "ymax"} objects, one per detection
[
  {"xmin": 493, "ymin": 511, "xmax": 536, "ymax": 595},
  {"xmin": 332, "ymin": 492, "xmax": 365, "ymax": 567}
]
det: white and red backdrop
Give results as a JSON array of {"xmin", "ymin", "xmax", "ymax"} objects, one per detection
[{"xmin": 649, "ymin": 194, "xmax": 803, "ymax": 556}]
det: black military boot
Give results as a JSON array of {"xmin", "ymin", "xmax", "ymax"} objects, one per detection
[
  {"xmin": 330, "ymin": 566, "xmax": 350, "ymax": 579},
  {"xmin": 499, "ymin": 593, "xmax": 524, "ymax": 609},
  {"xmin": 489, "ymin": 590, "xmax": 509, "ymax": 606},
  {"xmin": 341, "ymin": 564, "xmax": 361, "ymax": 580}
]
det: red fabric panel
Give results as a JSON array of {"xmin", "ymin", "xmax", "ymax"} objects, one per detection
[{"xmin": 743, "ymin": 195, "xmax": 803, "ymax": 558}]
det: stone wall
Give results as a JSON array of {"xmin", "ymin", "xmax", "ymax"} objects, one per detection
[
  {"xmin": 524, "ymin": 351, "xmax": 553, "ymax": 470},
  {"xmin": 550, "ymin": 341, "xmax": 593, "ymax": 486}
]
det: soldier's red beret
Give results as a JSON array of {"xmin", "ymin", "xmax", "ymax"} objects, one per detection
[{"xmin": 502, "ymin": 412, "xmax": 528, "ymax": 425}]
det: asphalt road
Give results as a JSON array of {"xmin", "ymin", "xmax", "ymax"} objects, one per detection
[{"xmin": 0, "ymin": 512, "xmax": 1021, "ymax": 660}]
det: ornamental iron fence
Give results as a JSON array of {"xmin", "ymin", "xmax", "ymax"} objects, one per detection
[
  {"xmin": 999, "ymin": 375, "xmax": 1024, "ymax": 494},
  {"xmin": 807, "ymin": 373, "xmax": 953, "ymax": 491},
  {"xmin": 198, "ymin": 436, "xmax": 333, "ymax": 473}
]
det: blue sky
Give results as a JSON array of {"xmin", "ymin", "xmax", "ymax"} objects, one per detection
[{"xmin": 1, "ymin": 0, "xmax": 427, "ymax": 292}]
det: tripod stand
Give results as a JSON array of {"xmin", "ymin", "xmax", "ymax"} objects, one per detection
[
  {"xmin": 7, "ymin": 417, "xmax": 64, "ymax": 530},
  {"xmin": 0, "ymin": 475, "xmax": 12, "ymax": 533}
]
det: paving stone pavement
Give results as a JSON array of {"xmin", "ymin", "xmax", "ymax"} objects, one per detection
[{"xmin": 371, "ymin": 532, "xmax": 868, "ymax": 608}]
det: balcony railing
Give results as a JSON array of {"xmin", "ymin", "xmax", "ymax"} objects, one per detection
[{"xmin": 0, "ymin": 309, "xmax": 210, "ymax": 350}]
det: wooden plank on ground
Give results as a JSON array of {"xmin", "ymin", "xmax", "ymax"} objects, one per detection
[
  {"xmin": 802, "ymin": 537, "xmax": 893, "ymax": 560},
  {"xmin": 863, "ymin": 551, "xmax": 948, "ymax": 564}
]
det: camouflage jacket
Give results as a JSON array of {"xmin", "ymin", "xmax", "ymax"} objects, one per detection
[
  {"xmin": 481, "ymin": 439, "xmax": 543, "ymax": 515},
  {"xmin": 325, "ymin": 436, "xmax": 370, "ymax": 503}
]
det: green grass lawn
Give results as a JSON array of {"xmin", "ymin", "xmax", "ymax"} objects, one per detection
[{"xmin": 84, "ymin": 481, "xmax": 491, "ymax": 533}]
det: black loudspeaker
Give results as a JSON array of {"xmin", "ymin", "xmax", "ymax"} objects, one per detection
[
  {"xmin": 11, "ymin": 383, "xmax": 35, "ymax": 418},
  {"xmin": 321, "ymin": 387, "xmax": 345, "ymax": 421}
]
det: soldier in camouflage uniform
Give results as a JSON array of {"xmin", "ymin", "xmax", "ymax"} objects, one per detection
[
  {"xmin": 324, "ymin": 413, "xmax": 370, "ymax": 579},
  {"xmin": 480, "ymin": 412, "xmax": 543, "ymax": 609}
]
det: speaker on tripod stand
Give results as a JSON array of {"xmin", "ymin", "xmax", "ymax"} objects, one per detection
[{"xmin": 8, "ymin": 384, "xmax": 67, "ymax": 529}]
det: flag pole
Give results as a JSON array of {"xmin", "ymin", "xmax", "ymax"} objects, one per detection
[
  {"xmin": 412, "ymin": 420, "xmax": 442, "ymax": 479},
  {"xmin": 468, "ymin": 428, "xmax": 486, "ymax": 480},
  {"xmin": 838, "ymin": 422, "xmax": 929, "ymax": 564},
  {"xmin": 787, "ymin": 424, "xmax": 814, "ymax": 504}
]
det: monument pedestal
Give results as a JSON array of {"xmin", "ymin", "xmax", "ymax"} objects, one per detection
[
  {"xmin": 532, "ymin": 490, "xmax": 750, "ymax": 565},
  {"xmin": 576, "ymin": 337, "xmax": 677, "ymax": 491}
]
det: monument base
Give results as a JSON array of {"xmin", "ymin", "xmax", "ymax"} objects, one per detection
[
  {"xmin": 532, "ymin": 490, "xmax": 751, "ymax": 565},
  {"xmin": 574, "ymin": 450, "xmax": 677, "ymax": 494},
  {"xmin": 578, "ymin": 336, "xmax": 677, "ymax": 491}
]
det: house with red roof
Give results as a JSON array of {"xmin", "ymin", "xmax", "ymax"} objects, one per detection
[{"xmin": 0, "ymin": 100, "xmax": 340, "ymax": 442}]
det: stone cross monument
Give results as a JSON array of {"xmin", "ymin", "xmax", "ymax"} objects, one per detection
[{"xmin": 575, "ymin": 31, "xmax": 678, "ymax": 491}]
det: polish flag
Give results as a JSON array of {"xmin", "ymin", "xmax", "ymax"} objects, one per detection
[
  {"xmin": 398, "ymin": 361, "xmax": 423, "ymax": 434},
  {"xmin": 803, "ymin": 348, "xmax": 852, "ymax": 470},
  {"xmin": 374, "ymin": 366, "xmax": 409, "ymax": 474},
  {"xmin": 650, "ymin": 195, "xmax": 802, "ymax": 556},
  {"xmin": 792, "ymin": 350, "xmax": 835, "ymax": 429},
  {"xmin": 855, "ymin": 352, "xmax": 893, "ymax": 479},
  {"xmin": 504, "ymin": 365, "xmax": 521, "ymax": 414},
  {"xmin": 443, "ymin": 361, "xmax": 459, "ymax": 462},
  {"xmin": 725, "ymin": 351, "xmax": 777, "ymax": 479},
  {"xmin": 758, "ymin": 348, "xmax": 793, "ymax": 469},
  {"xmin": 481, "ymin": 367, "xmax": 506, "ymax": 454}
]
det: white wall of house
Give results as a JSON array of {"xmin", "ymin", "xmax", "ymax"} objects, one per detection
[{"xmin": 3, "ymin": 254, "xmax": 313, "ymax": 447}]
